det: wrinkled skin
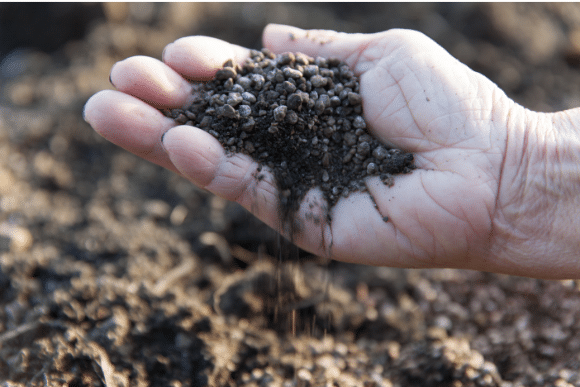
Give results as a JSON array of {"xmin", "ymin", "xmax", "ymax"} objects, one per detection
[{"xmin": 84, "ymin": 24, "xmax": 580, "ymax": 279}]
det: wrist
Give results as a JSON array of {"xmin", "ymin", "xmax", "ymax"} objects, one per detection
[
  {"xmin": 550, "ymin": 109, "xmax": 580, "ymax": 248},
  {"xmin": 491, "ymin": 106, "xmax": 580, "ymax": 278}
]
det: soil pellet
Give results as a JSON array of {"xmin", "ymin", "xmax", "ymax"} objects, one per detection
[{"xmin": 165, "ymin": 49, "xmax": 415, "ymax": 222}]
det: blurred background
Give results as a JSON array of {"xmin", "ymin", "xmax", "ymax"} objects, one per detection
[
  {"xmin": 2, "ymin": 3, "xmax": 580, "ymax": 386},
  {"xmin": 3, "ymin": 3, "xmax": 580, "ymax": 111}
]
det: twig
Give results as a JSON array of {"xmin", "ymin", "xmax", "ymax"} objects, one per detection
[
  {"xmin": 83, "ymin": 341, "xmax": 129, "ymax": 387},
  {"xmin": 0, "ymin": 321, "xmax": 40, "ymax": 345},
  {"xmin": 199, "ymin": 232, "xmax": 231, "ymax": 264},
  {"xmin": 151, "ymin": 254, "xmax": 198, "ymax": 296}
]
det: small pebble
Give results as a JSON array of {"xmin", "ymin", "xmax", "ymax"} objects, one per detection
[
  {"xmin": 319, "ymin": 94, "xmax": 330, "ymax": 108},
  {"xmin": 238, "ymin": 105, "xmax": 252, "ymax": 117},
  {"xmin": 366, "ymin": 162, "xmax": 378, "ymax": 174},
  {"xmin": 287, "ymin": 93, "xmax": 303, "ymax": 110},
  {"xmin": 185, "ymin": 110, "xmax": 196, "ymax": 120},
  {"xmin": 297, "ymin": 369, "xmax": 312, "ymax": 382},
  {"xmin": 215, "ymin": 67, "xmax": 236, "ymax": 80},
  {"xmin": 344, "ymin": 132, "xmax": 357, "ymax": 146},
  {"xmin": 315, "ymin": 56, "xmax": 328, "ymax": 68},
  {"xmin": 273, "ymin": 105, "xmax": 287, "ymax": 121},
  {"xmin": 0, "ymin": 224, "xmax": 33, "ymax": 252},
  {"xmin": 283, "ymin": 81, "xmax": 296, "ymax": 94},
  {"xmin": 348, "ymin": 92, "xmax": 362, "ymax": 105},
  {"xmin": 357, "ymin": 142, "xmax": 370, "ymax": 156},
  {"xmin": 231, "ymin": 84, "xmax": 244, "ymax": 94},
  {"xmin": 227, "ymin": 93, "xmax": 243, "ymax": 107},
  {"xmin": 175, "ymin": 113, "xmax": 187, "ymax": 124},
  {"xmin": 219, "ymin": 104, "xmax": 237, "ymax": 119},
  {"xmin": 237, "ymin": 76, "xmax": 252, "ymax": 89},
  {"xmin": 353, "ymin": 116, "xmax": 366, "ymax": 129},
  {"xmin": 241, "ymin": 118, "xmax": 255, "ymax": 132},
  {"xmin": 310, "ymin": 75, "xmax": 327, "ymax": 88},
  {"xmin": 295, "ymin": 53, "xmax": 310, "ymax": 65},
  {"xmin": 278, "ymin": 52, "xmax": 295, "ymax": 65},
  {"xmin": 303, "ymin": 65, "xmax": 319, "ymax": 77},
  {"xmin": 273, "ymin": 70, "xmax": 285, "ymax": 83},
  {"xmin": 199, "ymin": 116, "xmax": 211, "ymax": 128},
  {"xmin": 372, "ymin": 146, "xmax": 388, "ymax": 160},
  {"xmin": 250, "ymin": 74, "xmax": 265, "ymax": 89},
  {"xmin": 242, "ymin": 92, "xmax": 256, "ymax": 103},
  {"xmin": 244, "ymin": 141, "xmax": 255, "ymax": 153},
  {"xmin": 286, "ymin": 110, "xmax": 298, "ymax": 124},
  {"xmin": 283, "ymin": 67, "xmax": 302, "ymax": 79}
]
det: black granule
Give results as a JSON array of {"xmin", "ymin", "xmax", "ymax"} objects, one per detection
[{"xmin": 164, "ymin": 49, "xmax": 415, "ymax": 223}]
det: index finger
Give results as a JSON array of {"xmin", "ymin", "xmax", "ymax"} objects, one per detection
[{"xmin": 162, "ymin": 36, "xmax": 252, "ymax": 80}]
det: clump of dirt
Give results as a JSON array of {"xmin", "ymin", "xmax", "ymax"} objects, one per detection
[{"xmin": 164, "ymin": 49, "xmax": 415, "ymax": 221}]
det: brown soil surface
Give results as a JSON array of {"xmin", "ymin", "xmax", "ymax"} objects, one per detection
[{"xmin": 2, "ymin": 3, "xmax": 580, "ymax": 387}]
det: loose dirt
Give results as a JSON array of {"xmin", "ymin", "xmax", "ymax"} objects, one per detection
[
  {"xmin": 2, "ymin": 3, "xmax": 580, "ymax": 387},
  {"xmin": 165, "ymin": 49, "xmax": 414, "ymax": 223}
]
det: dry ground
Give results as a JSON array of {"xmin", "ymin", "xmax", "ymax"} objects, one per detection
[{"xmin": 2, "ymin": 3, "xmax": 580, "ymax": 386}]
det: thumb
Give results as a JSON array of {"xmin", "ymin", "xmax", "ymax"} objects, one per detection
[
  {"xmin": 262, "ymin": 24, "xmax": 471, "ymax": 81},
  {"xmin": 262, "ymin": 24, "xmax": 373, "ymax": 75}
]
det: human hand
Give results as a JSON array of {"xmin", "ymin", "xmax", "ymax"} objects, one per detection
[{"xmin": 84, "ymin": 24, "xmax": 580, "ymax": 279}]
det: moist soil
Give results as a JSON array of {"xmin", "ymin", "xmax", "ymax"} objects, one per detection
[
  {"xmin": 164, "ymin": 49, "xmax": 414, "ymax": 223},
  {"xmin": 2, "ymin": 3, "xmax": 580, "ymax": 387}
]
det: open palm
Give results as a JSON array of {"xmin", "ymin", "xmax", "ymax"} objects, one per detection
[{"xmin": 85, "ymin": 24, "xmax": 534, "ymax": 275}]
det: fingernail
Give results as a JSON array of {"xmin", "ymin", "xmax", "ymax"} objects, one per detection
[
  {"xmin": 160, "ymin": 128, "xmax": 173, "ymax": 153},
  {"xmin": 161, "ymin": 131, "xmax": 168, "ymax": 151},
  {"xmin": 109, "ymin": 63, "xmax": 117, "ymax": 87},
  {"xmin": 82, "ymin": 96, "xmax": 94, "ymax": 124},
  {"xmin": 82, "ymin": 103, "xmax": 89, "ymax": 123},
  {"xmin": 161, "ymin": 43, "xmax": 172, "ymax": 62}
]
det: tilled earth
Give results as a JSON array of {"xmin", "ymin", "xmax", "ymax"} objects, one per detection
[{"xmin": 2, "ymin": 3, "xmax": 580, "ymax": 387}]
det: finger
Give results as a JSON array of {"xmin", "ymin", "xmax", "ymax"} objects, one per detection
[
  {"xmin": 84, "ymin": 90, "xmax": 180, "ymax": 174},
  {"xmin": 162, "ymin": 36, "xmax": 251, "ymax": 80},
  {"xmin": 262, "ymin": 24, "xmax": 374, "ymax": 75},
  {"xmin": 110, "ymin": 56, "xmax": 193, "ymax": 108},
  {"xmin": 161, "ymin": 126, "xmax": 332, "ymax": 256},
  {"xmin": 162, "ymin": 125, "xmax": 280, "ymax": 225}
]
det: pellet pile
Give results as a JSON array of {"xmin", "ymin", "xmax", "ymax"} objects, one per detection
[{"xmin": 165, "ymin": 48, "xmax": 415, "ymax": 219}]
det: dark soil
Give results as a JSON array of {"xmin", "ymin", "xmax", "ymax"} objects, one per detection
[
  {"xmin": 2, "ymin": 3, "xmax": 580, "ymax": 387},
  {"xmin": 165, "ymin": 49, "xmax": 414, "ymax": 222}
]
